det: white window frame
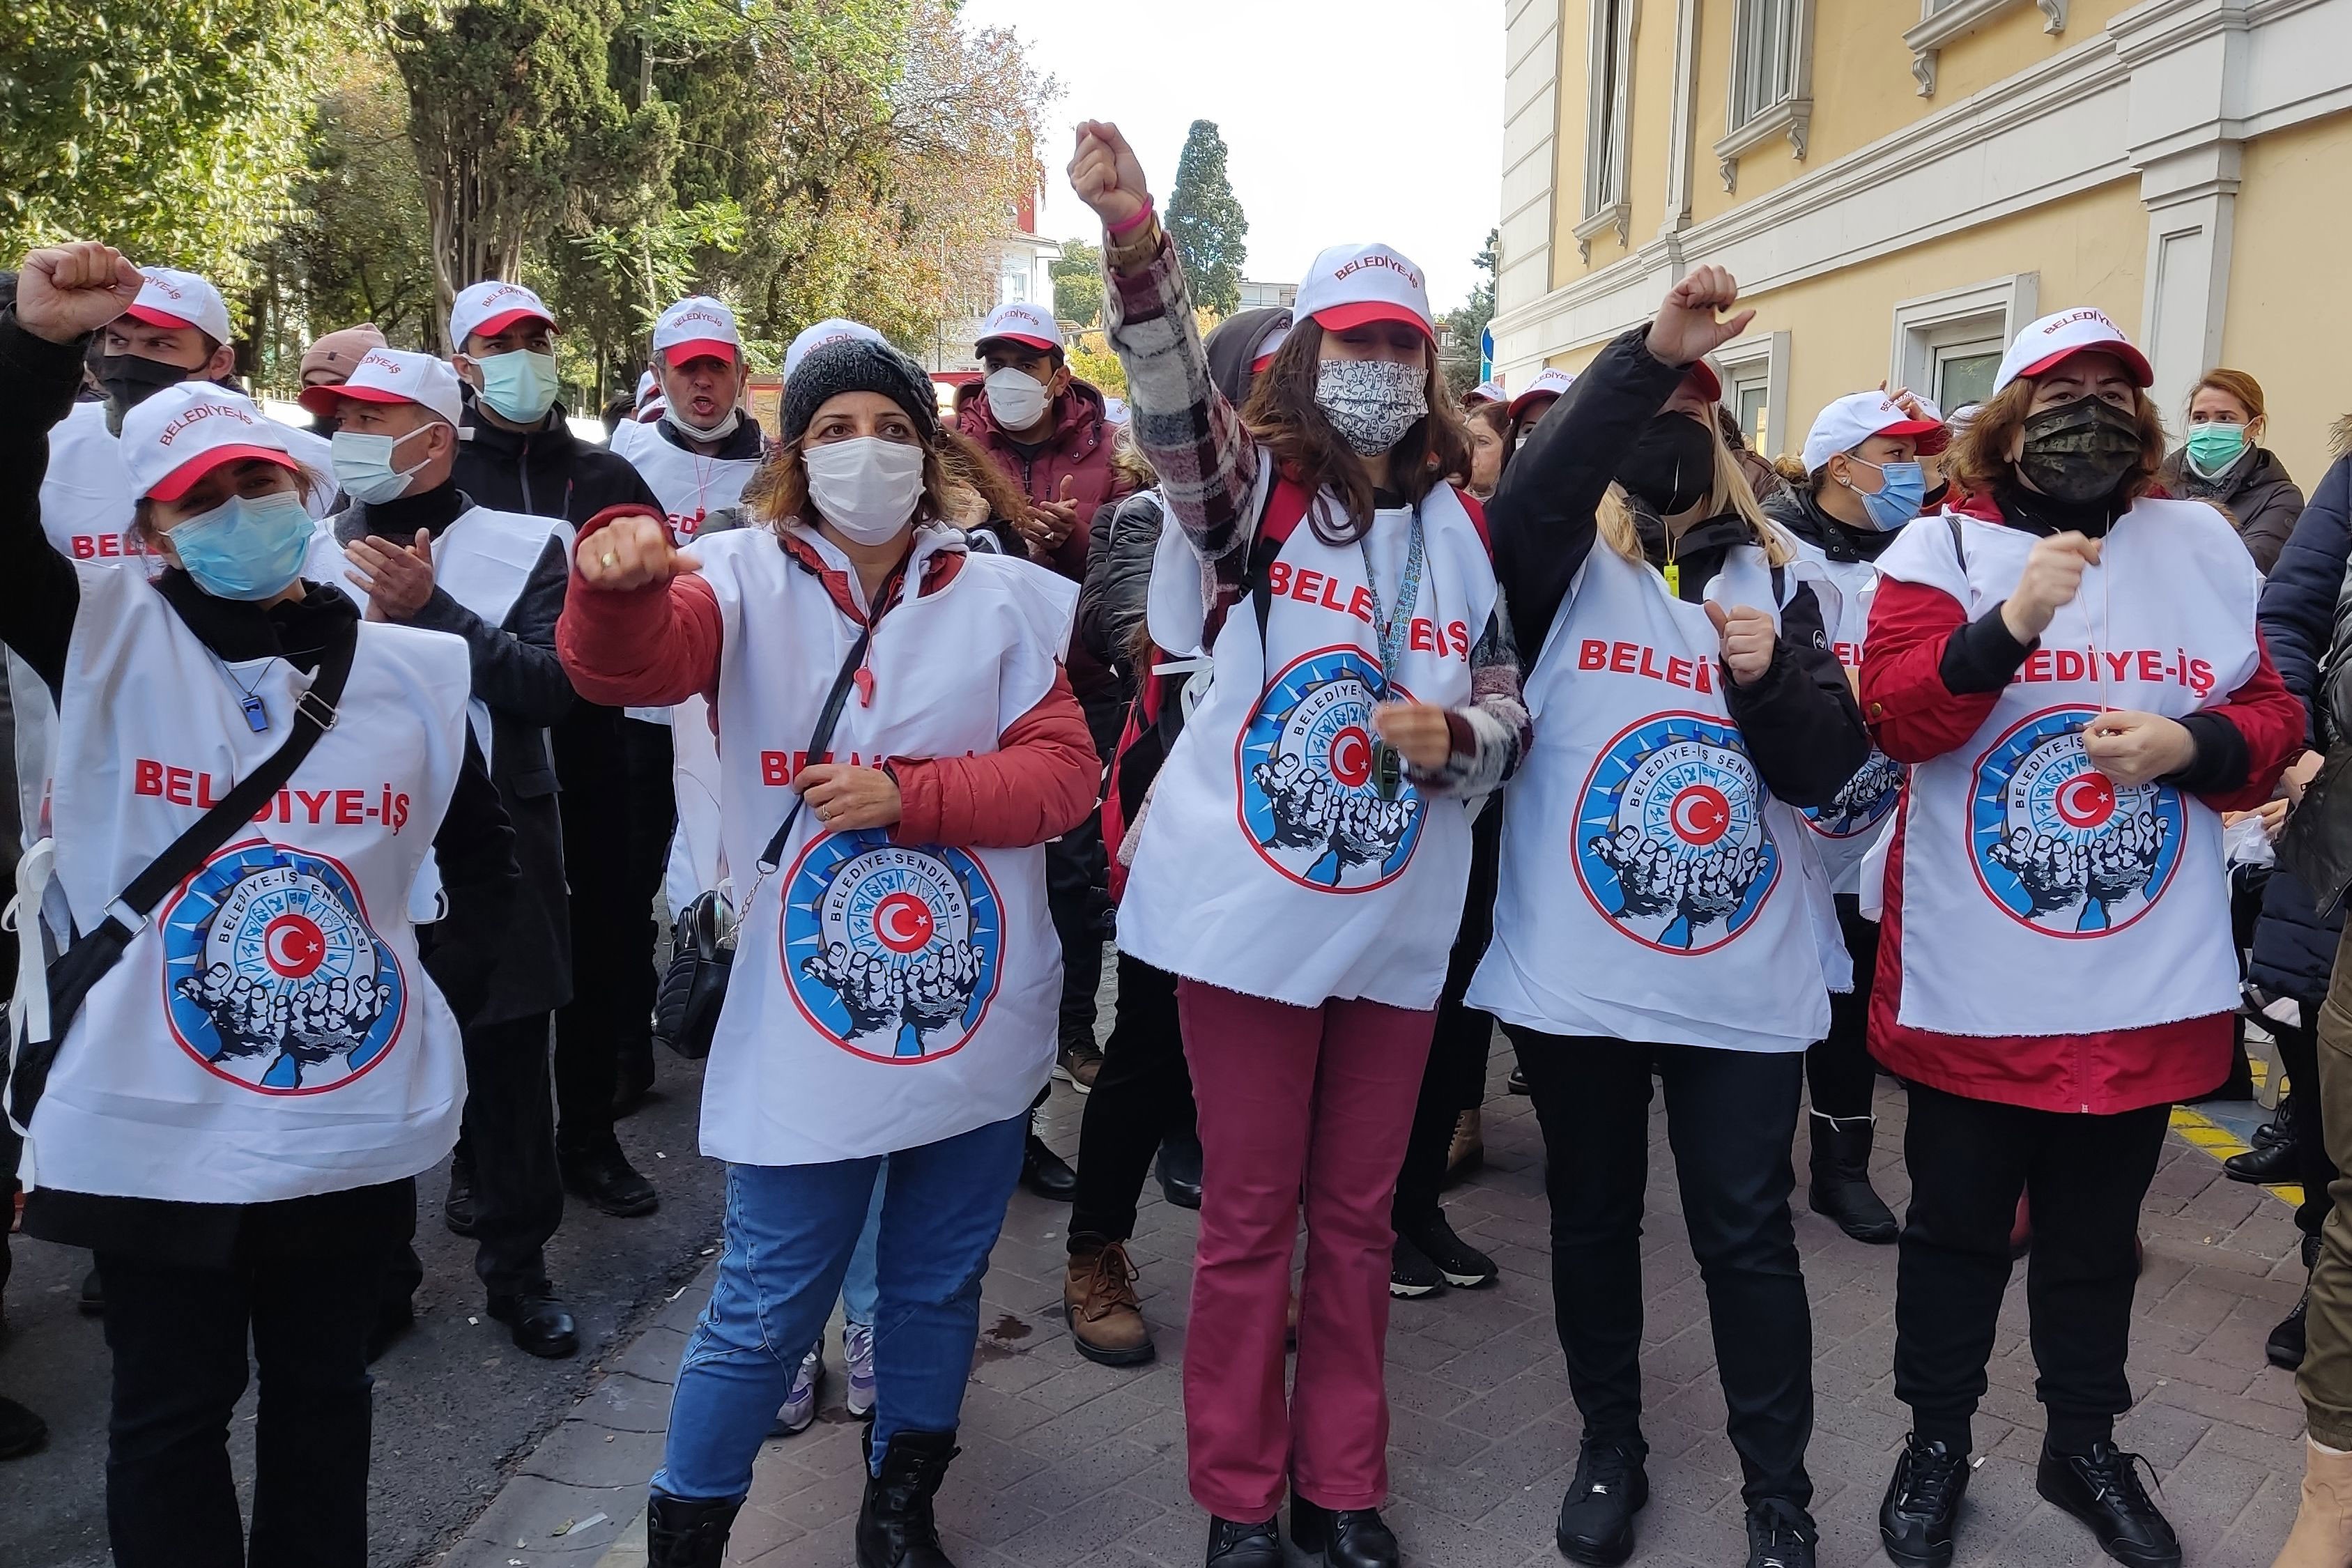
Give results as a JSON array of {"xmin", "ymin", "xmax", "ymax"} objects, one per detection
[
  {"xmin": 1712, "ymin": 329, "xmax": 1790, "ymax": 461},
  {"xmin": 1575, "ymin": 0, "xmax": 1639, "ymax": 261},
  {"xmin": 1903, "ymin": 0, "xmax": 2068, "ymax": 98},
  {"xmin": 1889, "ymin": 273, "xmax": 2040, "ymax": 410},
  {"xmin": 1713, "ymin": 0, "xmax": 1813, "ymax": 193}
]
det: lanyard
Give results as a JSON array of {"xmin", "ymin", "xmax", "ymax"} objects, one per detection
[{"xmin": 1358, "ymin": 504, "xmax": 1427, "ymax": 699}]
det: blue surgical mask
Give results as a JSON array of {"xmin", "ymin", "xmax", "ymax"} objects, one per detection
[
  {"xmin": 166, "ymin": 491, "xmax": 315, "ymax": 601},
  {"xmin": 330, "ymin": 424, "xmax": 436, "ymax": 504},
  {"xmin": 472, "ymin": 349, "xmax": 560, "ymax": 424},
  {"xmin": 1843, "ymin": 455, "xmax": 1928, "ymax": 531}
]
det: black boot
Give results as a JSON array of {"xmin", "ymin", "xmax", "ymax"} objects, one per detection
[
  {"xmin": 1204, "ymin": 1516, "xmax": 1282, "ymax": 1566},
  {"xmin": 1808, "ymin": 1113, "xmax": 1898, "ymax": 1244},
  {"xmin": 1157, "ymin": 1133, "xmax": 1204, "ymax": 1209},
  {"xmin": 857, "ymin": 1427, "xmax": 960, "ymax": 1568},
  {"xmin": 2036, "ymin": 1439, "xmax": 2180, "ymax": 1567},
  {"xmin": 1879, "ymin": 1434, "xmax": 1969, "ymax": 1568},
  {"xmin": 1289, "ymin": 1495, "xmax": 1398, "ymax": 1567},
  {"xmin": 1022, "ymin": 1133, "xmax": 1077, "ymax": 1201},
  {"xmin": 2253, "ymin": 1089, "xmax": 2296, "ymax": 1146},
  {"xmin": 1555, "ymin": 1435, "xmax": 1647, "ymax": 1565},
  {"xmin": 443, "ymin": 1153, "xmax": 477, "ymax": 1237},
  {"xmin": 646, "ymin": 1492, "xmax": 740, "ymax": 1567},
  {"xmin": 2223, "ymin": 1134, "xmax": 2300, "ymax": 1184},
  {"xmin": 2270, "ymin": 1231, "xmax": 2321, "ymax": 1370},
  {"xmin": 559, "ymin": 1135, "xmax": 660, "ymax": 1217}
]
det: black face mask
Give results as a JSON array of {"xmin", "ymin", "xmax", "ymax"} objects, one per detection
[
  {"xmin": 1616, "ymin": 413, "xmax": 1716, "ymax": 516},
  {"xmin": 2017, "ymin": 394, "xmax": 2142, "ymax": 505},
  {"xmin": 98, "ymin": 353, "xmax": 194, "ymax": 433}
]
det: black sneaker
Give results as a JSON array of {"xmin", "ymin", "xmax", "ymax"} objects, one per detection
[
  {"xmin": 1397, "ymin": 1213, "xmax": 1498, "ymax": 1289},
  {"xmin": 1389, "ymin": 1232, "xmax": 1445, "ymax": 1298},
  {"xmin": 1879, "ymin": 1434, "xmax": 1968, "ymax": 1568},
  {"xmin": 1555, "ymin": 1436, "xmax": 1647, "ymax": 1565},
  {"xmin": 1204, "ymin": 1514, "xmax": 1282, "ymax": 1566},
  {"xmin": 2035, "ymin": 1440, "xmax": 2180, "ymax": 1567},
  {"xmin": 1744, "ymin": 1499, "xmax": 1816, "ymax": 1568}
]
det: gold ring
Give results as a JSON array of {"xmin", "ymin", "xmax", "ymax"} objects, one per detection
[{"xmin": 599, "ymin": 551, "xmax": 619, "ymax": 569}]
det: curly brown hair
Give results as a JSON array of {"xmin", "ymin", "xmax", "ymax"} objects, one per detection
[
  {"xmin": 1240, "ymin": 319, "xmax": 1469, "ymax": 545},
  {"xmin": 1946, "ymin": 376, "xmax": 2169, "ymax": 505}
]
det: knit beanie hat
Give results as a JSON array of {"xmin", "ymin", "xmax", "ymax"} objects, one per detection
[{"xmin": 781, "ymin": 337, "xmax": 938, "ymax": 445}]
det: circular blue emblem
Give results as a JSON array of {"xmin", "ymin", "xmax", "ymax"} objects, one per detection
[
  {"xmin": 1969, "ymin": 706, "xmax": 2185, "ymax": 936},
  {"xmin": 1236, "ymin": 646, "xmax": 1424, "ymax": 893},
  {"xmin": 1802, "ymin": 748, "xmax": 1904, "ymax": 840},
  {"xmin": 1574, "ymin": 712, "xmax": 1781, "ymax": 953},
  {"xmin": 781, "ymin": 831, "xmax": 1004, "ymax": 1063},
  {"xmin": 162, "ymin": 841, "xmax": 406, "ymax": 1094}
]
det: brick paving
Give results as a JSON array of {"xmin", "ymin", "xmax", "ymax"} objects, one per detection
[{"xmin": 447, "ymin": 1045, "xmax": 2314, "ymax": 1568}]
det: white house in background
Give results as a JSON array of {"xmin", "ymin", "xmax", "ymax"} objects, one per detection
[
  {"xmin": 1238, "ymin": 279, "xmax": 1300, "ymax": 312},
  {"xmin": 924, "ymin": 185, "xmax": 1062, "ymax": 374}
]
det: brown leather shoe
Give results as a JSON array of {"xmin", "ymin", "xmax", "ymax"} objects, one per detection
[
  {"xmin": 1063, "ymin": 1237, "xmax": 1154, "ymax": 1367},
  {"xmin": 1444, "ymin": 1109, "xmax": 1485, "ymax": 1187}
]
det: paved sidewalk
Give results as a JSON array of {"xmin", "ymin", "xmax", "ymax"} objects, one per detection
[{"xmin": 447, "ymin": 1055, "xmax": 2312, "ymax": 1568}]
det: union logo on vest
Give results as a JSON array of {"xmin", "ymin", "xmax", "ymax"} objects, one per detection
[
  {"xmin": 162, "ymin": 843, "xmax": 407, "ymax": 1093},
  {"xmin": 1237, "ymin": 647, "xmax": 1425, "ymax": 892},
  {"xmin": 1969, "ymin": 706, "xmax": 2185, "ymax": 936},
  {"xmin": 1575, "ymin": 714, "xmax": 1780, "ymax": 953},
  {"xmin": 1802, "ymin": 748, "xmax": 1903, "ymax": 840},
  {"xmin": 783, "ymin": 831, "xmax": 1005, "ymax": 1063}
]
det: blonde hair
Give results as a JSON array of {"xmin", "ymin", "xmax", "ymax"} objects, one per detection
[{"xmin": 1594, "ymin": 413, "xmax": 1791, "ymax": 567}]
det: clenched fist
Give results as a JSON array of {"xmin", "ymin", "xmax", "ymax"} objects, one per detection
[
  {"xmin": 1372, "ymin": 701, "xmax": 1454, "ymax": 770},
  {"xmin": 1705, "ymin": 601, "xmax": 1776, "ymax": 686},
  {"xmin": 2001, "ymin": 531, "xmax": 2100, "ymax": 643},
  {"xmin": 15, "ymin": 243, "xmax": 145, "ymax": 344},
  {"xmin": 1068, "ymin": 121, "xmax": 1152, "ymax": 231},
  {"xmin": 1644, "ymin": 265, "xmax": 1755, "ymax": 371},
  {"xmin": 577, "ymin": 512, "xmax": 698, "ymax": 591}
]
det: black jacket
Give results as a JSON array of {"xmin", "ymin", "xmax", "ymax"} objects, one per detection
[
  {"xmin": 1078, "ymin": 487, "xmax": 1165, "ymax": 697},
  {"xmin": 2160, "ymin": 445, "xmax": 2306, "ymax": 575},
  {"xmin": 0, "ymin": 309, "xmax": 521, "ymax": 1265},
  {"xmin": 1487, "ymin": 327, "xmax": 1870, "ymax": 808},
  {"xmin": 334, "ymin": 486, "xmax": 575, "ymax": 1025},
  {"xmin": 1762, "ymin": 482, "xmax": 1902, "ymax": 565},
  {"xmin": 452, "ymin": 401, "xmax": 661, "ymax": 526}
]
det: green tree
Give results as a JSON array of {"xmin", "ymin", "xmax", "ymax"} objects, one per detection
[
  {"xmin": 1440, "ymin": 228, "xmax": 1500, "ymax": 399},
  {"xmin": 1165, "ymin": 120, "xmax": 1247, "ymax": 317},
  {"xmin": 1052, "ymin": 239, "xmax": 1103, "ymax": 328}
]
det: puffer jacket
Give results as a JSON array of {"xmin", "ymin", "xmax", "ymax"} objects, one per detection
[
  {"xmin": 1077, "ymin": 486, "xmax": 1164, "ymax": 701},
  {"xmin": 957, "ymin": 376, "xmax": 1129, "ymax": 583},
  {"xmin": 2160, "ymin": 445, "xmax": 2306, "ymax": 574}
]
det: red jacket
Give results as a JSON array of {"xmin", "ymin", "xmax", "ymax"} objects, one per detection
[
  {"xmin": 1860, "ymin": 494, "xmax": 2305, "ymax": 1114},
  {"xmin": 555, "ymin": 509, "xmax": 1100, "ymax": 850},
  {"xmin": 958, "ymin": 376, "xmax": 1131, "ymax": 581}
]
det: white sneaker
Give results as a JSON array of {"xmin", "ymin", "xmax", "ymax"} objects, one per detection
[
  {"xmin": 844, "ymin": 1321, "xmax": 876, "ymax": 1418},
  {"xmin": 771, "ymin": 1346, "xmax": 822, "ymax": 1436}
]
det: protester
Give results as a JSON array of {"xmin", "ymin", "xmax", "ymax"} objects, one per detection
[
  {"xmin": 299, "ymin": 345, "xmax": 585, "ymax": 1359},
  {"xmin": 445, "ymin": 278, "xmax": 665, "ymax": 1222},
  {"xmin": 2158, "ymin": 369, "xmax": 2305, "ymax": 574},
  {"xmin": 608, "ymin": 370, "xmax": 666, "ymax": 461},
  {"xmin": 2, "ymin": 241, "xmax": 517, "ymax": 1568},
  {"xmin": 298, "ymin": 323, "xmax": 388, "ymax": 433},
  {"xmin": 1760, "ymin": 390, "xmax": 1947, "ymax": 1246},
  {"xmin": 1504, "ymin": 366, "xmax": 1573, "ymax": 450},
  {"xmin": 1862, "ymin": 307, "xmax": 2300, "ymax": 1568},
  {"xmin": 555, "ymin": 332, "xmax": 1097, "ymax": 1568},
  {"xmin": 1075, "ymin": 119, "xmax": 1529, "ymax": 1568},
  {"xmin": 1463, "ymin": 379, "xmax": 1505, "ymax": 408},
  {"xmin": 1470, "ymin": 268, "xmax": 1868, "ymax": 1568},
  {"xmin": 1463, "ymin": 399, "xmax": 1509, "ymax": 499}
]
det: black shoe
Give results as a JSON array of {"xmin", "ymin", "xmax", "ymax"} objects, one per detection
[
  {"xmin": 2036, "ymin": 1440, "xmax": 2181, "ymax": 1567},
  {"xmin": 647, "ymin": 1491, "xmax": 739, "ymax": 1566},
  {"xmin": 1022, "ymin": 1133, "xmax": 1077, "ymax": 1201},
  {"xmin": 1807, "ymin": 1114, "xmax": 1898, "ymax": 1244},
  {"xmin": 1389, "ymin": 1232, "xmax": 1445, "ymax": 1298},
  {"xmin": 856, "ymin": 1426, "xmax": 960, "ymax": 1568},
  {"xmin": 2223, "ymin": 1135, "xmax": 2299, "ymax": 1184},
  {"xmin": 77, "ymin": 1263, "xmax": 103, "ymax": 1317},
  {"xmin": 1880, "ymin": 1434, "xmax": 1968, "ymax": 1568},
  {"xmin": 487, "ymin": 1293, "xmax": 579, "ymax": 1359},
  {"xmin": 2272, "ymin": 1231, "xmax": 2321, "ymax": 1369},
  {"xmin": 1158, "ymin": 1134, "xmax": 1204, "ymax": 1209},
  {"xmin": 367, "ymin": 1297, "xmax": 414, "ymax": 1364},
  {"xmin": 1555, "ymin": 1436, "xmax": 1647, "ymax": 1565},
  {"xmin": 614, "ymin": 1046, "xmax": 656, "ymax": 1118},
  {"xmin": 2253, "ymin": 1089, "xmax": 2295, "ymax": 1146},
  {"xmin": 560, "ymin": 1138, "xmax": 660, "ymax": 1217},
  {"xmin": 1507, "ymin": 1066, "xmax": 1530, "ymax": 1095},
  {"xmin": 443, "ymin": 1157, "xmax": 477, "ymax": 1238},
  {"xmin": 1205, "ymin": 1516, "xmax": 1282, "ymax": 1567},
  {"xmin": 1289, "ymin": 1496, "xmax": 1398, "ymax": 1567},
  {"xmin": 0, "ymin": 1396, "xmax": 47, "ymax": 1461},
  {"xmin": 1397, "ymin": 1213, "xmax": 1498, "ymax": 1289},
  {"xmin": 1744, "ymin": 1499, "xmax": 1816, "ymax": 1568}
]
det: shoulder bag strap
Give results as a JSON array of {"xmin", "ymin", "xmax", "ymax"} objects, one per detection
[{"xmin": 752, "ymin": 625, "xmax": 874, "ymax": 878}]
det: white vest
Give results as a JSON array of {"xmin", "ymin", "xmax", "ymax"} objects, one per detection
[
  {"xmin": 630, "ymin": 426, "xmax": 761, "ymax": 543},
  {"xmin": 1468, "ymin": 544, "xmax": 1831, "ymax": 1052},
  {"xmin": 1118, "ymin": 468, "xmax": 1498, "ymax": 1010},
  {"xmin": 693, "ymin": 525, "xmax": 1073, "ymax": 1165},
  {"xmin": 40, "ymin": 401, "xmax": 337, "ymax": 566},
  {"xmin": 1875, "ymin": 500, "xmax": 2260, "ymax": 1036},
  {"xmin": 1779, "ymin": 537, "xmax": 1905, "ymax": 896},
  {"xmin": 18, "ymin": 562, "xmax": 471, "ymax": 1201}
]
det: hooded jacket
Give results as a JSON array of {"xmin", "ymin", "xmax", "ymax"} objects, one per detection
[
  {"xmin": 452, "ymin": 400, "xmax": 661, "ymax": 527},
  {"xmin": 958, "ymin": 374, "xmax": 1130, "ymax": 583},
  {"xmin": 2158, "ymin": 445, "xmax": 2305, "ymax": 574}
]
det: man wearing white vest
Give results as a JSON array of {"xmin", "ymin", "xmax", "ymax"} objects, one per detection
[{"xmin": 300, "ymin": 347, "xmax": 585, "ymax": 1360}]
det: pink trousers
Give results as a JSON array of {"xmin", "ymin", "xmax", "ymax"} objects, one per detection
[{"xmin": 1174, "ymin": 978, "xmax": 1437, "ymax": 1519}]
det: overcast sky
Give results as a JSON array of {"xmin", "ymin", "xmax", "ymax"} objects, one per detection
[{"xmin": 962, "ymin": 0, "xmax": 1505, "ymax": 311}]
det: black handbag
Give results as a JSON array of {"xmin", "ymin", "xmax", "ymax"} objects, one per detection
[
  {"xmin": 8, "ymin": 623, "xmax": 356, "ymax": 1128},
  {"xmin": 652, "ymin": 626, "xmax": 872, "ymax": 1060}
]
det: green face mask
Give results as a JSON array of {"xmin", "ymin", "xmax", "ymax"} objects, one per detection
[
  {"xmin": 2185, "ymin": 421, "xmax": 2247, "ymax": 477},
  {"xmin": 474, "ymin": 349, "xmax": 560, "ymax": 424}
]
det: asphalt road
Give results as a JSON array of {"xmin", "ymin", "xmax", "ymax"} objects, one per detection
[{"xmin": 2, "ymin": 1047, "xmax": 728, "ymax": 1568}]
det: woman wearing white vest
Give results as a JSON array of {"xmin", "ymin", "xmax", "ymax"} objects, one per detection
[
  {"xmin": 1469, "ymin": 267, "xmax": 1871, "ymax": 1568},
  {"xmin": 1071, "ymin": 123, "xmax": 1530, "ymax": 1568},
  {"xmin": 557, "ymin": 335, "xmax": 1098, "ymax": 1568},
  {"xmin": 1862, "ymin": 309, "xmax": 2302, "ymax": 1568},
  {"xmin": 1760, "ymin": 390, "xmax": 1947, "ymax": 1247},
  {"xmin": 1, "ymin": 243, "xmax": 516, "ymax": 1568}
]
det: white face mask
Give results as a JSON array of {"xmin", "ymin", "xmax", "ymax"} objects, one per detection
[
  {"xmin": 802, "ymin": 436, "xmax": 926, "ymax": 545},
  {"xmin": 666, "ymin": 400, "xmax": 741, "ymax": 441},
  {"xmin": 330, "ymin": 424, "xmax": 437, "ymax": 505},
  {"xmin": 983, "ymin": 365, "xmax": 1051, "ymax": 431}
]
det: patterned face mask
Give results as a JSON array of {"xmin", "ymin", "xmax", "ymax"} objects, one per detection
[{"xmin": 1314, "ymin": 358, "xmax": 1428, "ymax": 456}]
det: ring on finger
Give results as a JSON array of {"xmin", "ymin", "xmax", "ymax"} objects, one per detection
[{"xmin": 599, "ymin": 551, "xmax": 619, "ymax": 569}]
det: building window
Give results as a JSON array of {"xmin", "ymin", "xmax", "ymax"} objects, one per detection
[
  {"xmin": 1712, "ymin": 329, "xmax": 1791, "ymax": 461},
  {"xmin": 1714, "ymin": 0, "xmax": 1813, "ymax": 192},
  {"xmin": 1903, "ymin": 0, "xmax": 2068, "ymax": 98},
  {"xmin": 1932, "ymin": 345, "xmax": 2003, "ymax": 411},
  {"xmin": 1890, "ymin": 274, "xmax": 2040, "ymax": 415},
  {"xmin": 1574, "ymin": 0, "xmax": 1636, "ymax": 261}
]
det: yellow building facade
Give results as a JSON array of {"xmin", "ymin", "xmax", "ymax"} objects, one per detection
[{"xmin": 1492, "ymin": 0, "xmax": 2352, "ymax": 487}]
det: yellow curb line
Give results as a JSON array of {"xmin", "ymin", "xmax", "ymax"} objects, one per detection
[{"xmin": 2169, "ymin": 1102, "xmax": 2301, "ymax": 1209}]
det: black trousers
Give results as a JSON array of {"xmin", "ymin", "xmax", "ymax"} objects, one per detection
[
  {"xmin": 551, "ymin": 705, "xmax": 630, "ymax": 1150},
  {"xmin": 1069, "ymin": 953, "xmax": 1196, "ymax": 1245},
  {"xmin": 99, "ymin": 1230, "xmax": 385, "ymax": 1568},
  {"xmin": 463, "ymin": 1012, "xmax": 563, "ymax": 1300},
  {"xmin": 2270, "ymin": 1013, "xmax": 2340, "ymax": 1238},
  {"xmin": 1516, "ymin": 1031, "xmax": 1813, "ymax": 1507},
  {"xmin": 1394, "ymin": 806, "xmax": 1503, "ymax": 1231},
  {"xmin": 1894, "ymin": 1082, "xmax": 2169, "ymax": 1454},
  {"xmin": 1047, "ymin": 818, "xmax": 1108, "ymax": 1054},
  {"xmin": 613, "ymin": 716, "xmax": 677, "ymax": 1080},
  {"xmin": 1805, "ymin": 896, "xmax": 1881, "ymax": 1121}
]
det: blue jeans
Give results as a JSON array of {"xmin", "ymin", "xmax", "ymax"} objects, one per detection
[
  {"xmin": 654, "ymin": 1113, "xmax": 1024, "ymax": 1500},
  {"xmin": 844, "ymin": 1159, "xmax": 884, "ymax": 1328}
]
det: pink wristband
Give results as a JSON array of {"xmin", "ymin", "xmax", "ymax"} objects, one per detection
[{"xmin": 1107, "ymin": 198, "xmax": 1155, "ymax": 238}]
